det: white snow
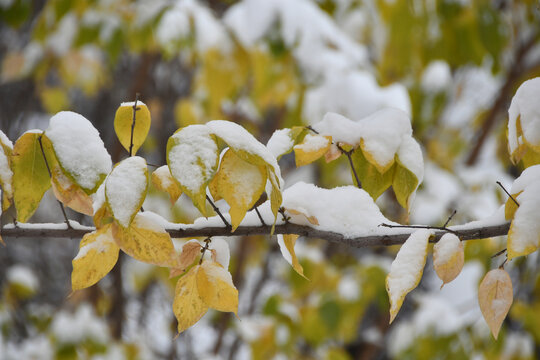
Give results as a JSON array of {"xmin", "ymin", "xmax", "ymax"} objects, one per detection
[
  {"xmin": 208, "ymin": 237, "xmax": 230, "ymax": 269},
  {"xmin": 51, "ymin": 303, "xmax": 109, "ymax": 344},
  {"xmin": 200, "ymin": 259, "xmax": 235, "ymax": 286},
  {"xmin": 46, "ymin": 13, "xmax": 77, "ymax": 56},
  {"xmin": 0, "ymin": 131, "xmax": 13, "ymax": 196},
  {"xmin": 74, "ymin": 226, "xmax": 116, "ymax": 260},
  {"xmin": 105, "ymin": 156, "xmax": 148, "ymax": 227},
  {"xmin": 509, "ymin": 182, "xmax": 540, "ymax": 255},
  {"xmin": 433, "ymin": 233, "xmax": 461, "ymax": 266},
  {"xmin": 293, "ymin": 133, "xmax": 329, "ymax": 152},
  {"xmin": 46, "ymin": 111, "xmax": 112, "ymax": 192},
  {"xmin": 337, "ymin": 273, "xmax": 360, "ymax": 301},
  {"xmin": 508, "ymin": 77, "xmax": 540, "ymax": 154},
  {"xmin": 120, "ymin": 100, "xmax": 147, "ymax": 108},
  {"xmin": 276, "ymin": 234, "xmax": 293, "ymax": 266},
  {"xmin": 509, "ymin": 164, "xmax": 540, "ymax": 194},
  {"xmin": 152, "ymin": 165, "xmax": 175, "ymax": 189},
  {"xmin": 397, "ymin": 135, "xmax": 424, "ymax": 184},
  {"xmin": 266, "ymin": 128, "xmax": 295, "ymax": 158},
  {"xmin": 421, "ymin": 60, "xmax": 452, "ymax": 93},
  {"xmin": 167, "ymin": 125, "xmax": 218, "ymax": 194},
  {"xmin": 0, "ymin": 129, "xmax": 13, "ymax": 149},
  {"xmin": 6, "ymin": 265, "xmax": 39, "ymax": 292}
]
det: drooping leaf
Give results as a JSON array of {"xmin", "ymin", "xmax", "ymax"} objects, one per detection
[
  {"xmin": 386, "ymin": 229, "xmax": 432, "ymax": 323},
  {"xmin": 166, "ymin": 125, "xmax": 219, "ymax": 216},
  {"xmin": 11, "ymin": 132, "xmax": 56, "ymax": 222},
  {"xmin": 0, "ymin": 130, "xmax": 13, "ymax": 209},
  {"xmin": 113, "ymin": 101, "xmax": 151, "ymax": 155},
  {"xmin": 266, "ymin": 127, "xmax": 307, "ymax": 160},
  {"xmin": 285, "ymin": 208, "xmax": 319, "ymax": 225},
  {"xmin": 105, "ymin": 156, "xmax": 148, "ymax": 228},
  {"xmin": 277, "ymin": 234, "xmax": 307, "ymax": 279},
  {"xmin": 51, "ymin": 164, "xmax": 93, "ymax": 215},
  {"xmin": 478, "ymin": 268, "xmax": 513, "ymax": 339},
  {"xmin": 196, "ymin": 260, "xmax": 238, "ymax": 314},
  {"xmin": 267, "ymin": 168, "xmax": 282, "ymax": 228},
  {"xmin": 45, "ymin": 111, "xmax": 112, "ymax": 194},
  {"xmin": 173, "ymin": 265, "xmax": 209, "ymax": 334},
  {"xmin": 213, "ymin": 149, "xmax": 267, "ymax": 231},
  {"xmin": 504, "ymin": 192, "xmax": 521, "ymax": 221},
  {"xmin": 433, "ymin": 233, "xmax": 464, "ymax": 288},
  {"xmin": 170, "ymin": 240, "xmax": 202, "ymax": 278},
  {"xmin": 112, "ymin": 213, "xmax": 177, "ymax": 267},
  {"xmin": 293, "ymin": 134, "xmax": 331, "ymax": 167},
  {"xmin": 151, "ymin": 165, "xmax": 182, "ymax": 205},
  {"xmin": 71, "ymin": 224, "xmax": 119, "ymax": 291},
  {"xmin": 393, "ymin": 159, "xmax": 419, "ymax": 210},
  {"xmin": 350, "ymin": 148, "xmax": 394, "ymax": 200}
]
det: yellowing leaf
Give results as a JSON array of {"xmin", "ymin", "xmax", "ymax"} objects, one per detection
[
  {"xmin": 267, "ymin": 168, "xmax": 282, "ymax": 229},
  {"xmin": 71, "ymin": 224, "xmax": 119, "ymax": 291},
  {"xmin": 112, "ymin": 213, "xmax": 177, "ymax": 267},
  {"xmin": 51, "ymin": 165, "xmax": 93, "ymax": 215},
  {"xmin": 277, "ymin": 234, "xmax": 307, "ymax": 279},
  {"xmin": 293, "ymin": 134, "xmax": 332, "ymax": 167},
  {"xmin": 433, "ymin": 233, "xmax": 464, "ymax": 288},
  {"xmin": 386, "ymin": 229, "xmax": 432, "ymax": 323},
  {"xmin": 173, "ymin": 265, "xmax": 209, "ymax": 333},
  {"xmin": 12, "ymin": 132, "xmax": 56, "ymax": 222},
  {"xmin": 196, "ymin": 260, "xmax": 238, "ymax": 314},
  {"xmin": 114, "ymin": 101, "xmax": 151, "ymax": 155},
  {"xmin": 0, "ymin": 131, "xmax": 13, "ymax": 209},
  {"xmin": 360, "ymin": 138, "xmax": 394, "ymax": 174},
  {"xmin": 478, "ymin": 269, "xmax": 513, "ymax": 339},
  {"xmin": 351, "ymin": 148, "xmax": 394, "ymax": 200},
  {"xmin": 170, "ymin": 240, "xmax": 202, "ymax": 278},
  {"xmin": 213, "ymin": 149, "xmax": 267, "ymax": 231},
  {"xmin": 286, "ymin": 208, "xmax": 319, "ymax": 225},
  {"xmin": 151, "ymin": 165, "xmax": 182, "ymax": 205},
  {"xmin": 324, "ymin": 143, "xmax": 342, "ymax": 163},
  {"xmin": 166, "ymin": 125, "xmax": 219, "ymax": 217},
  {"xmin": 393, "ymin": 160, "xmax": 419, "ymax": 210},
  {"xmin": 504, "ymin": 192, "xmax": 521, "ymax": 221}
]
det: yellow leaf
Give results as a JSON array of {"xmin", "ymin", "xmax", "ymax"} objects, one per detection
[
  {"xmin": 214, "ymin": 149, "xmax": 267, "ymax": 231},
  {"xmin": 293, "ymin": 134, "xmax": 332, "ymax": 167},
  {"xmin": 393, "ymin": 160, "xmax": 419, "ymax": 210},
  {"xmin": 113, "ymin": 101, "xmax": 151, "ymax": 155},
  {"xmin": 93, "ymin": 201, "xmax": 113, "ymax": 229},
  {"xmin": 507, "ymin": 202, "xmax": 540, "ymax": 260},
  {"xmin": 170, "ymin": 240, "xmax": 202, "ymax": 278},
  {"xmin": 324, "ymin": 143, "xmax": 342, "ymax": 163},
  {"xmin": 386, "ymin": 229, "xmax": 432, "ymax": 323},
  {"xmin": 71, "ymin": 224, "xmax": 119, "ymax": 291},
  {"xmin": 12, "ymin": 132, "xmax": 56, "ymax": 222},
  {"xmin": 504, "ymin": 192, "xmax": 521, "ymax": 221},
  {"xmin": 174, "ymin": 98, "xmax": 201, "ymax": 127},
  {"xmin": 39, "ymin": 86, "xmax": 69, "ymax": 114},
  {"xmin": 196, "ymin": 260, "xmax": 238, "ymax": 314},
  {"xmin": 350, "ymin": 148, "xmax": 394, "ymax": 200},
  {"xmin": 173, "ymin": 265, "xmax": 209, "ymax": 333},
  {"xmin": 151, "ymin": 165, "xmax": 182, "ymax": 205},
  {"xmin": 51, "ymin": 165, "xmax": 93, "ymax": 215},
  {"xmin": 166, "ymin": 125, "xmax": 219, "ymax": 217},
  {"xmin": 478, "ymin": 269, "xmax": 513, "ymax": 339},
  {"xmin": 268, "ymin": 168, "xmax": 282, "ymax": 230},
  {"xmin": 208, "ymin": 174, "xmax": 222, "ymax": 202},
  {"xmin": 112, "ymin": 213, "xmax": 177, "ymax": 267},
  {"xmin": 277, "ymin": 234, "xmax": 308, "ymax": 279},
  {"xmin": 286, "ymin": 208, "xmax": 319, "ymax": 225},
  {"xmin": 433, "ymin": 233, "xmax": 464, "ymax": 288},
  {"xmin": 360, "ymin": 139, "xmax": 394, "ymax": 174}
]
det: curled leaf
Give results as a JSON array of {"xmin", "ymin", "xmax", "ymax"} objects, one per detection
[
  {"xmin": 170, "ymin": 240, "xmax": 202, "ymax": 278},
  {"xmin": 478, "ymin": 269, "xmax": 513, "ymax": 339},
  {"xmin": 151, "ymin": 165, "xmax": 182, "ymax": 205},
  {"xmin": 51, "ymin": 165, "xmax": 93, "ymax": 215},
  {"xmin": 114, "ymin": 101, "xmax": 151, "ymax": 155},
  {"xmin": 277, "ymin": 234, "xmax": 307, "ymax": 279},
  {"xmin": 433, "ymin": 233, "xmax": 464, "ymax": 288}
]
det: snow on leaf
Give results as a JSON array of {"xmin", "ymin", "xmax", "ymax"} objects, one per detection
[
  {"xmin": 105, "ymin": 156, "xmax": 148, "ymax": 228},
  {"xmin": 350, "ymin": 148, "xmax": 394, "ymax": 200},
  {"xmin": 151, "ymin": 165, "xmax": 182, "ymax": 205},
  {"xmin": 213, "ymin": 149, "xmax": 266, "ymax": 231},
  {"xmin": 0, "ymin": 130, "xmax": 13, "ymax": 207},
  {"xmin": 114, "ymin": 101, "xmax": 151, "ymax": 156},
  {"xmin": 71, "ymin": 224, "xmax": 119, "ymax": 291},
  {"xmin": 166, "ymin": 125, "xmax": 219, "ymax": 217},
  {"xmin": 112, "ymin": 213, "xmax": 177, "ymax": 267},
  {"xmin": 386, "ymin": 229, "xmax": 432, "ymax": 323},
  {"xmin": 433, "ymin": 233, "xmax": 464, "ymax": 288},
  {"xmin": 277, "ymin": 234, "xmax": 307, "ymax": 279},
  {"xmin": 12, "ymin": 132, "xmax": 56, "ymax": 222},
  {"xmin": 51, "ymin": 164, "xmax": 93, "ymax": 216},
  {"xmin": 45, "ymin": 111, "xmax": 112, "ymax": 194},
  {"xmin": 266, "ymin": 127, "xmax": 306, "ymax": 159},
  {"xmin": 207, "ymin": 237, "xmax": 231, "ymax": 269},
  {"xmin": 196, "ymin": 260, "xmax": 238, "ymax": 315},
  {"xmin": 478, "ymin": 269, "xmax": 513, "ymax": 339},
  {"xmin": 173, "ymin": 265, "xmax": 209, "ymax": 334},
  {"xmin": 293, "ymin": 133, "xmax": 331, "ymax": 167}
]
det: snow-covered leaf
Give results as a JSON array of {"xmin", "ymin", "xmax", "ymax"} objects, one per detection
[
  {"xmin": 151, "ymin": 165, "xmax": 182, "ymax": 205},
  {"xmin": 478, "ymin": 269, "xmax": 513, "ymax": 339},
  {"xmin": 114, "ymin": 101, "xmax": 151, "ymax": 155},
  {"xmin": 166, "ymin": 125, "xmax": 219, "ymax": 216},
  {"xmin": 0, "ymin": 130, "xmax": 13, "ymax": 209},
  {"xmin": 45, "ymin": 111, "xmax": 112, "ymax": 194},
  {"xmin": 105, "ymin": 156, "xmax": 148, "ymax": 228},
  {"xmin": 433, "ymin": 233, "xmax": 464, "ymax": 288},
  {"xmin": 173, "ymin": 265, "xmax": 208, "ymax": 334},
  {"xmin": 212, "ymin": 148, "xmax": 267, "ymax": 231},
  {"xmin": 51, "ymin": 164, "xmax": 93, "ymax": 215},
  {"xmin": 112, "ymin": 213, "xmax": 177, "ymax": 267},
  {"xmin": 266, "ymin": 127, "xmax": 306, "ymax": 159},
  {"xmin": 350, "ymin": 148, "xmax": 394, "ymax": 200},
  {"xmin": 11, "ymin": 132, "xmax": 56, "ymax": 222},
  {"xmin": 293, "ymin": 133, "xmax": 331, "ymax": 167},
  {"xmin": 277, "ymin": 234, "xmax": 307, "ymax": 279},
  {"xmin": 196, "ymin": 260, "xmax": 238, "ymax": 314},
  {"xmin": 71, "ymin": 224, "xmax": 119, "ymax": 291},
  {"xmin": 504, "ymin": 192, "xmax": 520, "ymax": 221},
  {"xmin": 386, "ymin": 229, "xmax": 432, "ymax": 323}
]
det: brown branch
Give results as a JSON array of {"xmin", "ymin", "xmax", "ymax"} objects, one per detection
[
  {"xmin": 1, "ymin": 221, "xmax": 511, "ymax": 248},
  {"xmin": 129, "ymin": 93, "xmax": 140, "ymax": 157}
]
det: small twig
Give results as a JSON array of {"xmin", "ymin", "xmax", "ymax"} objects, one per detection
[
  {"xmin": 129, "ymin": 93, "xmax": 140, "ymax": 157},
  {"xmin": 496, "ymin": 181, "xmax": 519, "ymax": 207},
  {"xmin": 38, "ymin": 134, "xmax": 72, "ymax": 229},
  {"xmin": 206, "ymin": 195, "xmax": 231, "ymax": 229},
  {"xmin": 491, "ymin": 248, "xmax": 507, "ymax": 258},
  {"xmin": 379, "ymin": 223, "xmax": 458, "ymax": 235},
  {"xmin": 278, "ymin": 207, "xmax": 290, "ymax": 223},
  {"xmin": 199, "ymin": 238, "xmax": 212, "ymax": 265},
  {"xmin": 499, "ymin": 257, "xmax": 508, "ymax": 269},
  {"xmin": 443, "ymin": 210, "xmax": 457, "ymax": 228},
  {"xmin": 305, "ymin": 125, "xmax": 319, "ymax": 135},
  {"xmin": 254, "ymin": 207, "xmax": 266, "ymax": 226}
]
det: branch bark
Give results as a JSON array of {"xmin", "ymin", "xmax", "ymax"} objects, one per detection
[{"xmin": 0, "ymin": 221, "xmax": 510, "ymax": 248}]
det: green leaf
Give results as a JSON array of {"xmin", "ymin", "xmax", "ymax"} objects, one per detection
[
  {"xmin": 393, "ymin": 158, "xmax": 419, "ymax": 210},
  {"xmin": 350, "ymin": 148, "xmax": 394, "ymax": 200}
]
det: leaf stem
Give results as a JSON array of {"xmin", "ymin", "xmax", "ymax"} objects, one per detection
[
  {"xmin": 496, "ymin": 181, "xmax": 519, "ymax": 207},
  {"xmin": 206, "ymin": 195, "xmax": 231, "ymax": 229},
  {"xmin": 129, "ymin": 93, "xmax": 140, "ymax": 157},
  {"xmin": 199, "ymin": 238, "xmax": 211, "ymax": 265},
  {"xmin": 38, "ymin": 134, "xmax": 72, "ymax": 229}
]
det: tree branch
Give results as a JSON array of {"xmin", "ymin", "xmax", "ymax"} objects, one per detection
[{"xmin": 0, "ymin": 221, "xmax": 511, "ymax": 248}]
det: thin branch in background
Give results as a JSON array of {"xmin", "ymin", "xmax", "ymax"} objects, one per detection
[
  {"xmin": 38, "ymin": 134, "xmax": 72, "ymax": 229},
  {"xmin": 443, "ymin": 210, "xmax": 457, "ymax": 228},
  {"xmin": 496, "ymin": 181, "xmax": 519, "ymax": 206},
  {"xmin": 491, "ymin": 248, "xmax": 507, "ymax": 258},
  {"xmin": 379, "ymin": 223, "xmax": 458, "ymax": 235},
  {"xmin": 206, "ymin": 195, "xmax": 231, "ymax": 229},
  {"xmin": 129, "ymin": 93, "xmax": 140, "ymax": 157}
]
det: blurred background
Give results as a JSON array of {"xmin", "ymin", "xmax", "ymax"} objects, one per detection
[{"xmin": 1, "ymin": 0, "xmax": 540, "ymax": 359}]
